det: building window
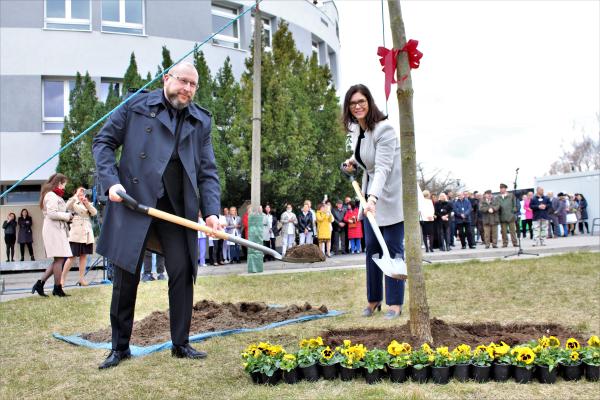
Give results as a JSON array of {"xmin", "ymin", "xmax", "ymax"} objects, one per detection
[
  {"xmin": 212, "ymin": 4, "xmax": 240, "ymax": 49},
  {"xmin": 44, "ymin": 0, "xmax": 91, "ymax": 31},
  {"xmin": 251, "ymin": 16, "xmax": 272, "ymax": 51},
  {"xmin": 42, "ymin": 79, "xmax": 75, "ymax": 132},
  {"xmin": 101, "ymin": 0, "xmax": 145, "ymax": 35},
  {"xmin": 99, "ymin": 80, "xmax": 122, "ymax": 102},
  {"xmin": 312, "ymin": 40, "xmax": 320, "ymax": 64}
]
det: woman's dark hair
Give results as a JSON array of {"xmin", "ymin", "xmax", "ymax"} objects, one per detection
[
  {"xmin": 8, "ymin": 212, "xmax": 16, "ymax": 220},
  {"xmin": 39, "ymin": 173, "xmax": 67, "ymax": 209},
  {"xmin": 342, "ymin": 84, "xmax": 387, "ymax": 132},
  {"xmin": 20, "ymin": 208, "xmax": 29, "ymax": 218}
]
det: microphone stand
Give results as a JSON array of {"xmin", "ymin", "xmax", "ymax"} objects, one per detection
[{"xmin": 505, "ymin": 168, "xmax": 538, "ymax": 258}]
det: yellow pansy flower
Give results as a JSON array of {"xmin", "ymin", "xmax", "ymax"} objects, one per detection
[
  {"xmin": 456, "ymin": 344, "xmax": 471, "ymax": 355},
  {"xmin": 283, "ymin": 353, "xmax": 296, "ymax": 361},
  {"xmin": 321, "ymin": 346, "xmax": 334, "ymax": 360},
  {"xmin": 402, "ymin": 343, "xmax": 412, "ymax": 353},
  {"xmin": 493, "ymin": 342, "xmax": 510, "ymax": 357},
  {"xmin": 538, "ymin": 336, "xmax": 550, "ymax": 348},
  {"xmin": 566, "ymin": 338, "xmax": 580, "ymax": 350},
  {"xmin": 516, "ymin": 347, "xmax": 535, "ymax": 365},
  {"xmin": 588, "ymin": 335, "xmax": 600, "ymax": 347},
  {"xmin": 548, "ymin": 336, "xmax": 560, "ymax": 347},
  {"xmin": 570, "ymin": 351, "xmax": 579, "ymax": 361},
  {"xmin": 388, "ymin": 340, "xmax": 403, "ymax": 356},
  {"xmin": 343, "ymin": 339, "xmax": 352, "ymax": 347}
]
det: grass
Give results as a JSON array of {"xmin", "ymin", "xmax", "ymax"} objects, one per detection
[{"xmin": 1, "ymin": 252, "xmax": 599, "ymax": 399}]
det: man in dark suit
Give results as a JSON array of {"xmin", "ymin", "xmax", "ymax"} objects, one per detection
[{"xmin": 93, "ymin": 62, "xmax": 221, "ymax": 369}]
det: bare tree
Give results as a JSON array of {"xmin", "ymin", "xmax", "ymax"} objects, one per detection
[
  {"xmin": 548, "ymin": 133, "xmax": 600, "ymax": 175},
  {"xmin": 417, "ymin": 162, "xmax": 466, "ymax": 195},
  {"xmin": 388, "ymin": 0, "xmax": 432, "ymax": 343}
]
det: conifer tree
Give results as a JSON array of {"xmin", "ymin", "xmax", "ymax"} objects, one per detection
[{"xmin": 123, "ymin": 52, "xmax": 142, "ymax": 92}]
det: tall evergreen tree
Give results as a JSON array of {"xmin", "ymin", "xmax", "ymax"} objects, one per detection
[
  {"xmin": 123, "ymin": 52, "xmax": 143, "ymax": 92},
  {"xmin": 193, "ymin": 49, "xmax": 213, "ymax": 107},
  {"xmin": 57, "ymin": 72, "xmax": 103, "ymax": 194}
]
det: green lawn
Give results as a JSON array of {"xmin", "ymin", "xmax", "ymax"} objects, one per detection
[{"xmin": 1, "ymin": 252, "xmax": 599, "ymax": 399}]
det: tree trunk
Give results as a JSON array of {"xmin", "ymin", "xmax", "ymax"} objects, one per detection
[{"xmin": 387, "ymin": 0, "xmax": 432, "ymax": 343}]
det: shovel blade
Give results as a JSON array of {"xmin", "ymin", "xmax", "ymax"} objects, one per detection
[{"xmin": 373, "ymin": 256, "xmax": 407, "ymax": 280}]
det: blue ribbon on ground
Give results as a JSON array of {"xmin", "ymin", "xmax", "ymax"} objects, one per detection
[{"xmin": 53, "ymin": 310, "xmax": 343, "ymax": 357}]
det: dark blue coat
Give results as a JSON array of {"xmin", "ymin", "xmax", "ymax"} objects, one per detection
[
  {"xmin": 453, "ymin": 198, "xmax": 472, "ymax": 223},
  {"xmin": 530, "ymin": 195, "xmax": 551, "ymax": 221},
  {"xmin": 92, "ymin": 89, "xmax": 221, "ymax": 275}
]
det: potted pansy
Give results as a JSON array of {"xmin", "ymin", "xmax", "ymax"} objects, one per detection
[
  {"xmin": 241, "ymin": 343, "xmax": 264, "ymax": 384},
  {"xmin": 339, "ymin": 342, "xmax": 368, "ymax": 381},
  {"xmin": 431, "ymin": 346, "xmax": 453, "ymax": 384},
  {"xmin": 490, "ymin": 341, "xmax": 512, "ymax": 382},
  {"xmin": 471, "ymin": 345, "xmax": 494, "ymax": 383},
  {"xmin": 409, "ymin": 343, "xmax": 434, "ymax": 383},
  {"xmin": 297, "ymin": 336, "xmax": 324, "ymax": 381},
  {"xmin": 241, "ymin": 342, "xmax": 284, "ymax": 385},
  {"xmin": 387, "ymin": 340, "xmax": 411, "ymax": 383},
  {"xmin": 451, "ymin": 344, "xmax": 472, "ymax": 382},
  {"xmin": 534, "ymin": 336, "xmax": 561, "ymax": 384},
  {"xmin": 510, "ymin": 346, "xmax": 536, "ymax": 383},
  {"xmin": 361, "ymin": 348, "xmax": 390, "ymax": 384},
  {"xmin": 319, "ymin": 346, "xmax": 342, "ymax": 380},
  {"xmin": 279, "ymin": 353, "xmax": 299, "ymax": 384},
  {"xmin": 580, "ymin": 335, "xmax": 600, "ymax": 381},
  {"xmin": 558, "ymin": 338, "xmax": 583, "ymax": 381}
]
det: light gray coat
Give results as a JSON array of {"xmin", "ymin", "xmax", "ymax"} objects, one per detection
[{"xmin": 349, "ymin": 120, "xmax": 404, "ymax": 227}]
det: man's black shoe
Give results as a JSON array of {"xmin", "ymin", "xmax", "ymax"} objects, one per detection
[
  {"xmin": 99, "ymin": 349, "xmax": 131, "ymax": 369},
  {"xmin": 171, "ymin": 344, "xmax": 207, "ymax": 359}
]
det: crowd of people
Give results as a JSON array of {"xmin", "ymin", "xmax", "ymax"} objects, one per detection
[{"xmin": 420, "ymin": 185, "xmax": 590, "ymax": 251}]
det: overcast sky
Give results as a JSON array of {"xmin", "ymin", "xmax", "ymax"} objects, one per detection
[{"xmin": 335, "ymin": 0, "xmax": 599, "ymax": 191}]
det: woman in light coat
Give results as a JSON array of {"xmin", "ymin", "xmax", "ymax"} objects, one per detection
[
  {"xmin": 32, "ymin": 173, "xmax": 73, "ymax": 297},
  {"xmin": 280, "ymin": 204, "xmax": 297, "ymax": 256},
  {"xmin": 342, "ymin": 84, "xmax": 405, "ymax": 319},
  {"xmin": 420, "ymin": 190, "xmax": 436, "ymax": 252},
  {"xmin": 60, "ymin": 187, "xmax": 97, "ymax": 286}
]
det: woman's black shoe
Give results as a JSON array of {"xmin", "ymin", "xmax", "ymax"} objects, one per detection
[
  {"xmin": 32, "ymin": 280, "xmax": 48, "ymax": 297},
  {"xmin": 52, "ymin": 284, "xmax": 70, "ymax": 297}
]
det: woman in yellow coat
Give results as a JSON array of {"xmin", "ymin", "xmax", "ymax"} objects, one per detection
[{"xmin": 316, "ymin": 203, "xmax": 334, "ymax": 257}]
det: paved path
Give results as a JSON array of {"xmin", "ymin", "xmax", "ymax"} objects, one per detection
[{"xmin": 1, "ymin": 234, "xmax": 597, "ymax": 302}]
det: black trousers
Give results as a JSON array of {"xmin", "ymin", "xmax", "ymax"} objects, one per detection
[
  {"xmin": 19, "ymin": 242, "xmax": 34, "ymax": 259},
  {"xmin": 456, "ymin": 222, "xmax": 474, "ymax": 247},
  {"xmin": 110, "ymin": 195, "xmax": 194, "ymax": 350},
  {"xmin": 5, "ymin": 234, "xmax": 16, "ymax": 260},
  {"xmin": 331, "ymin": 229, "xmax": 346, "ymax": 254}
]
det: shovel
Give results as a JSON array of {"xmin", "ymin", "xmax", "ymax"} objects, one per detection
[
  {"xmin": 115, "ymin": 191, "xmax": 323, "ymax": 263},
  {"xmin": 116, "ymin": 191, "xmax": 283, "ymax": 260},
  {"xmin": 340, "ymin": 164, "xmax": 407, "ymax": 280}
]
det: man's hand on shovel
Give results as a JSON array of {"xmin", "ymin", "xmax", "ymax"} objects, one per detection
[{"xmin": 205, "ymin": 215, "xmax": 221, "ymax": 238}]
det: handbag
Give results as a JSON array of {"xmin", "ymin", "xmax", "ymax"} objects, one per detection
[{"xmin": 566, "ymin": 213, "xmax": 577, "ymax": 224}]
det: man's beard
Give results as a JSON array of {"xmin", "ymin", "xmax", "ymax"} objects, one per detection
[{"xmin": 166, "ymin": 91, "xmax": 191, "ymax": 110}]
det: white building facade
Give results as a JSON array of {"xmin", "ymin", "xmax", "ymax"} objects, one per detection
[{"xmin": 0, "ymin": 0, "xmax": 340, "ymax": 203}]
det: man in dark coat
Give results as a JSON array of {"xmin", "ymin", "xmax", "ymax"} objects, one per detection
[
  {"xmin": 453, "ymin": 191, "xmax": 475, "ymax": 249},
  {"xmin": 93, "ymin": 62, "xmax": 221, "ymax": 369},
  {"xmin": 331, "ymin": 199, "xmax": 347, "ymax": 255}
]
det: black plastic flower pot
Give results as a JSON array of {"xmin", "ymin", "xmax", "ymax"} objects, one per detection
[
  {"xmin": 536, "ymin": 365, "xmax": 558, "ymax": 384},
  {"xmin": 411, "ymin": 366, "xmax": 429, "ymax": 383},
  {"xmin": 388, "ymin": 365, "xmax": 409, "ymax": 383},
  {"xmin": 513, "ymin": 366, "xmax": 533, "ymax": 384},
  {"xmin": 250, "ymin": 371, "xmax": 264, "ymax": 384},
  {"xmin": 471, "ymin": 364, "xmax": 491, "ymax": 383},
  {"xmin": 260, "ymin": 369, "xmax": 282, "ymax": 385},
  {"xmin": 320, "ymin": 364, "xmax": 338, "ymax": 380},
  {"xmin": 584, "ymin": 362, "xmax": 600, "ymax": 382},
  {"xmin": 492, "ymin": 362, "xmax": 511, "ymax": 382},
  {"xmin": 561, "ymin": 363, "xmax": 582, "ymax": 381},
  {"xmin": 453, "ymin": 364, "xmax": 470, "ymax": 382},
  {"xmin": 300, "ymin": 364, "xmax": 320, "ymax": 382},
  {"xmin": 431, "ymin": 366, "xmax": 451, "ymax": 384},
  {"xmin": 364, "ymin": 369, "xmax": 383, "ymax": 385},
  {"xmin": 282, "ymin": 368, "xmax": 299, "ymax": 384},
  {"xmin": 340, "ymin": 366, "xmax": 356, "ymax": 381}
]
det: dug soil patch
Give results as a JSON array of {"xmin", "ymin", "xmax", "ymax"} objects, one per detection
[
  {"xmin": 83, "ymin": 300, "xmax": 328, "ymax": 346},
  {"xmin": 283, "ymin": 244, "xmax": 326, "ymax": 262},
  {"xmin": 322, "ymin": 318, "xmax": 584, "ymax": 348}
]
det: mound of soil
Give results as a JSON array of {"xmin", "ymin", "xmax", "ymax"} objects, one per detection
[
  {"xmin": 284, "ymin": 244, "xmax": 326, "ymax": 262},
  {"xmin": 83, "ymin": 300, "xmax": 328, "ymax": 346},
  {"xmin": 321, "ymin": 318, "xmax": 584, "ymax": 349}
]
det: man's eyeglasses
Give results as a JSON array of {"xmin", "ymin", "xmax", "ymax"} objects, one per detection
[
  {"xmin": 168, "ymin": 74, "xmax": 198, "ymax": 89},
  {"xmin": 349, "ymin": 99, "xmax": 367, "ymax": 109}
]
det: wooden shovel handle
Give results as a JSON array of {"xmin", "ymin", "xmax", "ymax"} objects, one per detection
[
  {"xmin": 147, "ymin": 208, "xmax": 229, "ymax": 240},
  {"xmin": 351, "ymin": 180, "xmax": 378, "ymax": 227}
]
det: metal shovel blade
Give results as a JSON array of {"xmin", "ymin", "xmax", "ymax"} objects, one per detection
[{"xmin": 373, "ymin": 255, "xmax": 408, "ymax": 280}]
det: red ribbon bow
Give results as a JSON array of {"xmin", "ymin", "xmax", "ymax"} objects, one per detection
[{"xmin": 378, "ymin": 39, "xmax": 422, "ymax": 100}]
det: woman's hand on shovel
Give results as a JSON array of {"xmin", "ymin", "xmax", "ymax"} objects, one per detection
[
  {"xmin": 364, "ymin": 196, "xmax": 377, "ymax": 217},
  {"xmin": 205, "ymin": 215, "xmax": 221, "ymax": 238}
]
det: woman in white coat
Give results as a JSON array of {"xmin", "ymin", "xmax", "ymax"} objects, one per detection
[
  {"xmin": 342, "ymin": 84, "xmax": 405, "ymax": 319},
  {"xmin": 32, "ymin": 173, "xmax": 73, "ymax": 297},
  {"xmin": 60, "ymin": 187, "xmax": 97, "ymax": 286}
]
